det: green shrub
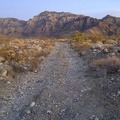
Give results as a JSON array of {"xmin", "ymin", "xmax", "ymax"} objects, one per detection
[{"xmin": 73, "ymin": 32, "xmax": 87, "ymax": 43}]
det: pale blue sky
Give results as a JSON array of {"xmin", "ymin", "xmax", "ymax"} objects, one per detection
[{"xmin": 0, "ymin": 0, "xmax": 120, "ymax": 20}]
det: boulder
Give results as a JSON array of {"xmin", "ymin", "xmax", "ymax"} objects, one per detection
[
  {"xmin": 102, "ymin": 44, "xmax": 114, "ymax": 48},
  {"xmin": 80, "ymin": 51, "xmax": 86, "ymax": 56},
  {"xmin": 92, "ymin": 43, "xmax": 103, "ymax": 50},
  {"xmin": 112, "ymin": 47, "xmax": 120, "ymax": 53},
  {"xmin": 0, "ymin": 57, "xmax": 5, "ymax": 63},
  {"xmin": 39, "ymin": 56, "xmax": 45, "ymax": 62},
  {"xmin": 105, "ymin": 40, "xmax": 117, "ymax": 45},
  {"xmin": 0, "ymin": 63, "xmax": 14, "ymax": 80},
  {"xmin": 102, "ymin": 48, "xmax": 109, "ymax": 54}
]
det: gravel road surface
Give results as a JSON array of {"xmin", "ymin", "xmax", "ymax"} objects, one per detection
[{"xmin": 0, "ymin": 42, "xmax": 118, "ymax": 120}]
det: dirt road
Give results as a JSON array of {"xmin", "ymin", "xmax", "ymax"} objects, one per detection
[{"xmin": 0, "ymin": 42, "xmax": 119, "ymax": 120}]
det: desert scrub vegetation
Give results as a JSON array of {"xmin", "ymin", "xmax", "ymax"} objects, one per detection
[
  {"xmin": 71, "ymin": 41, "xmax": 92, "ymax": 55},
  {"xmin": 91, "ymin": 56, "xmax": 120, "ymax": 76},
  {"xmin": 70, "ymin": 33, "xmax": 120, "ymax": 55},
  {"xmin": 0, "ymin": 37, "xmax": 55, "ymax": 80},
  {"xmin": 87, "ymin": 35, "xmax": 120, "ymax": 43},
  {"xmin": 73, "ymin": 32, "xmax": 87, "ymax": 43},
  {"xmin": 71, "ymin": 33, "xmax": 120, "ymax": 76},
  {"xmin": 70, "ymin": 33, "xmax": 92, "ymax": 55}
]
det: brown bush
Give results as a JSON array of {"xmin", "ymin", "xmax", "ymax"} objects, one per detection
[
  {"xmin": 0, "ymin": 38, "xmax": 55, "ymax": 73},
  {"xmin": 71, "ymin": 41, "xmax": 92, "ymax": 55},
  {"xmin": 91, "ymin": 56, "xmax": 120, "ymax": 75},
  {"xmin": 88, "ymin": 35, "xmax": 103, "ymax": 42}
]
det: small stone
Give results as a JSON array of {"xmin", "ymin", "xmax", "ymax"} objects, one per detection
[
  {"xmin": 7, "ymin": 81, "xmax": 11, "ymax": 84},
  {"xmin": 111, "ymin": 77, "xmax": 114, "ymax": 80},
  {"xmin": 0, "ymin": 57, "xmax": 5, "ymax": 62},
  {"xmin": 118, "ymin": 69, "xmax": 120, "ymax": 73},
  {"xmin": 90, "ymin": 115, "xmax": 99, "ymax": 120},
  {"xmin": 95, "ymin": 118, "xmax": 99, "ymax": 120},
  {"xmin": 117, "ymin": 91, "xmax": 120, "ymax": 94},
  {"xmin": 90, "ymin": 115, "xmax": 95, "ymax": 119},
  {"xmin": 93, "ymin": 49, "xmax": 98, "ymax": 52},
  {"xmin": 61, "ymin": 109, "xmax": 65, "ymax": 112},
  {"xmin": 55, "ymin": 105, "xmax": 58, "ymax": 108},
  {"xmin": 80, "ymin": 51, "xmax": 86, "ymax": 56},
  {"xmin": 47, "ymin": 110, "xmax": 51, "ymax": 114},
  {"xmin": 26, "ymin": 110, "xmax": 31, "ymax": 114},
  {"xmin": 2, "ymin": 70, "xmax": 7, "ymax": 77},
  {"xmin": 30, "ymin": 102, "xmax": 35, "ymax": 107},
  {"xmin": 0, "ymin": 110, "xmax": 6, "ymax": 115},
  {"xmin": 0, "ymin": 63, "xmax": 3, "ymax": 65},
  {"xmin": 111, "ymin": 52, "xmax": 115, "ymax": 56},
  {"xmin": 102, "ymin": 48, "xmax": 109, "ymax": 53}
]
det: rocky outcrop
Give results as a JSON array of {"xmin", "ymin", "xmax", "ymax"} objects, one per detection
[
  {"xmin": 0, "ymin": 18, "xmax": 26, "ymax": 37},
  {"xmin": 24, "ymin": 11, "xmax": 80, "ymax": 37},
  {"xmin": 85, "ymin": 15, "xmax": 120, "ymax": 36},
  {"xmin": 23, "ymin": 11, "xmax": 99, "ymax": 37},
  {"xmin": 0, "ymin": 57, "xmax": 14, "ymax": 80},
  {"xmin": 0, "ymin": 11, "xmax": 120, "ymax": 37}
]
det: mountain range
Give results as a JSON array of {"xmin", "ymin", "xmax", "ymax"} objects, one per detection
[{"xmin": 0, "ymin": 11, "xmax": 120, "ymax": 38}]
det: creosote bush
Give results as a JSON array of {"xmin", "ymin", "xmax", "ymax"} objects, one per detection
[
  {"xmin": 71, "ymin": 39, "xmax": 92, "ymax": 55},
  {"xmin": 73, "ymin": 32, "xmax": 87, "ymax": 43},
  {"xmin": 91, "ymin": 56, "xmax": 120, "ymax": 75}
]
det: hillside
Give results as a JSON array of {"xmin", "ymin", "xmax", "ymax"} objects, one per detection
[
  {"xmin": 0, "ymin": 18, "xmax": 26, "ymax": 37},
  {"xmin": 23, "ymin": 11, "xmax": 99, "ymax": 37},
  {"xmin": 0, "ymin": 11, "xmax": 120, "ymax": 37},
  {"xmin": 85, "ymin": 15, "xmax": 120, "ymax": 36}
]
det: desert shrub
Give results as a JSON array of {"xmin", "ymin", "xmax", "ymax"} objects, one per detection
[
  {"xmin": 71, "ymin": 40, "xmax": 92, "ymax": 55},
  {"xmin": 81, "ymin": 42, "xmax": 92, "ymax": 49},
  {"xmin": 78, "ymin": 42, "xmax": 91, "ymax": 51},
  {"xmin": 88, "ymin": 35, "xmax": 103, "ymax": 42},
  {"xmin": 73, "ymin": 32, "xmax": 87, "ymax": 43},
  {"xmin": 0, "ymin": 37, "xmax": 13, "ymax": 44},
  {"xmin": 91, "ymin": 56, "xmax": 120, "ymax": 75},
  {"xmin": 0, "ymin": 37, "xmax": 55, "ymax": 73}
]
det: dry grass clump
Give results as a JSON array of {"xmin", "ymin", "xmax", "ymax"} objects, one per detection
[
  {"xmin": 0, "ymin": 37, "xmax": 55, "ymax": 73},
  {"xmin": 91, "ymin": 56, "xmax": 120, "ymax": 75},
  {"xmin": 88, "ymin": 35, "xmax": 103, "ymax": 43},
  {"xmin": 71, "ymin": 40, "xmax": 92, "ymax": 55}
]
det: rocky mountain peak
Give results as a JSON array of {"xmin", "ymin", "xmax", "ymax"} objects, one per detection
[
  {"xmin": 103, "ymin": 15, "xmax": 113, "ymax": 18},
  {"xmin": 102, "ymin": 15, "xmax": 116, "ymax": 21},
  {"xmin": 39, "ymin": 11, "xmax": 73, "ymax": 16},
  {"xmin": 0, "ymin": 11, "xmax": 120, "ymax": 37}
]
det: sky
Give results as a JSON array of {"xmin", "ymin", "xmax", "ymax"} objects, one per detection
[{"xmin": 0, "ymin": 0, "xmax": 120, "ymax": 20}]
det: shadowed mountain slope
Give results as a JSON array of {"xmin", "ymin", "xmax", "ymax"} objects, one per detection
[{"xmin": 85, "ymin": 15, "xmax": 120, "ymax": 36}]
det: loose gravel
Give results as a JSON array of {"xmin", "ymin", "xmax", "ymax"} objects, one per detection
[{"xmin": 0, "ymin": 41, "xmax": 119, "ymax": 120}]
